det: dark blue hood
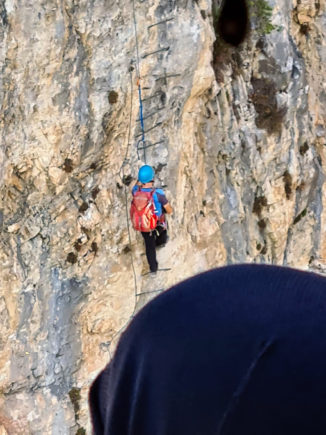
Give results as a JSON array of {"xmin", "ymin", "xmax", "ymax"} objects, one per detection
[{"xmin": 89, "ymin": 264, "xmax": 326, "ymax": 434}]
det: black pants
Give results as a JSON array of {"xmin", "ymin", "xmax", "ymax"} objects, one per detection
[{"xmin": 141, "ymin": 226, "xmax": 167, "ymax": 272}]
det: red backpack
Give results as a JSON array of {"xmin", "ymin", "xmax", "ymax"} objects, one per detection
[{"xmin": 130, "ymin": 188, "xmax": 158, "ymax": 232}]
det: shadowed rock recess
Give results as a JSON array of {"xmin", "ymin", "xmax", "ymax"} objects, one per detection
[{"xmin": 0, "ymin": 0, "xmax": 326, "ymax": 432}]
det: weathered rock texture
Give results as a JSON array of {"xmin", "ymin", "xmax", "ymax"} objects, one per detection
[{"xmin": 0, "ymin": 0, "xmax": 326, "ymax": 432}]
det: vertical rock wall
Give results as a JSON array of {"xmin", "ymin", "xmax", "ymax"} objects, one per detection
[{"xmin": 0, "ymin": 0, "xmax": 325, "ymax": 432}]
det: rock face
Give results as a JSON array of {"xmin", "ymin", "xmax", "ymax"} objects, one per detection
[{"xmin": 0, "ymin": 0, "xmax": 326, "ymax": 432}]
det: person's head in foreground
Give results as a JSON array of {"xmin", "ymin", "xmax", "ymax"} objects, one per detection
[{"xmin": 89, "ymin": 264, "xmax": 326, "ymax": 434}]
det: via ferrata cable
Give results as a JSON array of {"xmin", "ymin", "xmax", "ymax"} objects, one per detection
[{"xmin": 132, "ymin": 0, "xmax": 147, "ymax": 162}]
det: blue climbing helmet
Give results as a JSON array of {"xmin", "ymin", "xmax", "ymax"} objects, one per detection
[{"xmin": 138, "ymin": 165, "xmax": 155, "ymax": 184}]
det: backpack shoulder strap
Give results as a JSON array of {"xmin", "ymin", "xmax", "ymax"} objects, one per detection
[
  {"xmin": 133, "ymin": 185, "xmax": 142, "ymax": 194},
  {"xmin": 150, "ymin": 188, "xmax": 156, "ymax": 197}
]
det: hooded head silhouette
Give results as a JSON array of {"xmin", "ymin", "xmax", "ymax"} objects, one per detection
[{"xmin": 89, "ymin": 264, "xmax": 326, "ymax": 435}]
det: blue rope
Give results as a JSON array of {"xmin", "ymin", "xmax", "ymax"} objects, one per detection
[
  {"xmin": 138, "ymin": 83, "xmax": 145, "ymax": 142},
  {"xmin": 137, "ymin": 82, "xmax": 147, "ymax": 162}
]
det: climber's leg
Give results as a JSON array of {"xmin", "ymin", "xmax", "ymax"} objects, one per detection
[
  {"xmin": 141, "ymin": 231, "xmax": 158, "ymax": 272},
  {"xmin": 155, "ymin": 225, "xmax": 168, "ymax": 247}
]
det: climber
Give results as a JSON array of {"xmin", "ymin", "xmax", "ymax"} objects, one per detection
[{"xmin": 130, "ymin": 165, "xmax": 172, "ymax": 274}]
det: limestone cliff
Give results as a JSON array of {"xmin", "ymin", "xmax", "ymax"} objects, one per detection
[{"xmin": 0, "ymin": 0, "xmax": 326, "ymax": 432}]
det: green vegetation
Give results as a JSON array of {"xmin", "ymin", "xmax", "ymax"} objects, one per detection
[
  {"xmin": 293, "ymin": 208, "xmax": 307, "ymax": 225},
  {"xmin": 212, "ymin": 0, "xmax": 220, "ymax": 32},
  {"xmin": 248, "ymin": 0, "xmax": 277, "ymax": 35},
  {"xmin": 69, "ymin": 387, "xmax": 81, "ymax": 418}
]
